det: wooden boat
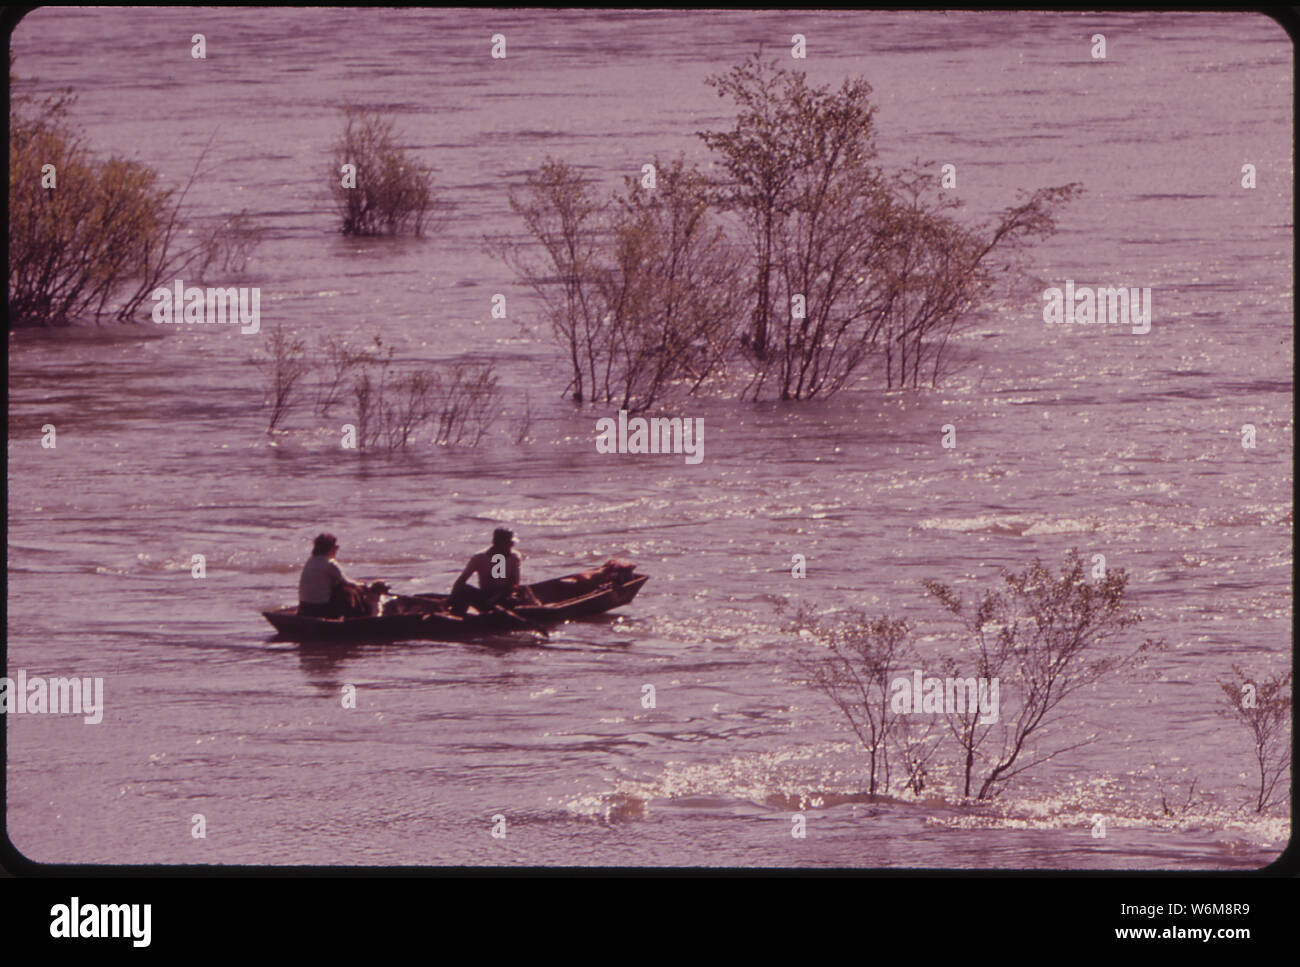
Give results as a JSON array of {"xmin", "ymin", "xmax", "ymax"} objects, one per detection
[{"xmin": 262, "ymin": 567, "xmax": 648, "ymax": 642}]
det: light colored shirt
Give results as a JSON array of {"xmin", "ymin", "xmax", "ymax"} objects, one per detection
[{"xmin": 299, "ymin": 555, "xmax": 350, "ymax": 604}]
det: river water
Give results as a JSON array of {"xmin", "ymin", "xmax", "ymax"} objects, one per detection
[{"xmin": 6, "ymin": 8, "xmax": 1292, "ymax": 868}]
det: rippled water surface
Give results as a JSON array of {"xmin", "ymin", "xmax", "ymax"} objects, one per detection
[{"xmin": 6, "ymin": 8, "xmax": 1293, "ymax": 868}]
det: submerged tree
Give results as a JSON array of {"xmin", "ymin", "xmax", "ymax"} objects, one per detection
[
  {"xmin": 8, "ymin": 60, "xmax": 211, "ymax": 326},
  {"xmin": 1219, "ymin": 667, "xmax": 1291, "ymax": 813},
  {"xmin": 790, "ymin": 606, "xmax": 939, "ymax": 797},
  {"xmin": 494, "ymin": 156, "xmax": 742, "ymax": 410},
  {"xmin": 702, "ymin": 55, "xmax": 895, "ymax": 400},
  {"xmin": 493, "ymin": 159, "xmax": 605, "ymax": 403},
  {"xmin": 602, "ymin": 156, "xmax": 746, "ymax": 408},
  {"xmin": 874, "ymin": 165, "xmax": 1083, "ymax": 390},
  {"xmin": 499, "ymin": 54, "xmax": 1082, "ymax": 403},
  {"xmin": 698, "ymin": 54, "xmax": 810, "ymax": 364},
  {"xmin": 700, "ymin": 53, "xmax": 1082, "ymax": 399},
  {"xmin": 923, "ymin": 550, "xmax": 1160, "ymax": 800},
  {"xmin": 329, "ymin": 106, "xmax": 436, "ymax": 237}
]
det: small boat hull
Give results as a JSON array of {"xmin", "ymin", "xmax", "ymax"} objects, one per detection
[{"xmin": 263, "ymin": 571, "xmax": 648, "ymax": 642}]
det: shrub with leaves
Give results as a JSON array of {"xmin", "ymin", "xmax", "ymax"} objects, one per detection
[
  {"xmin": 923, "ymin": 549, "xmax": 1160, "ymax": 800},
  {"xmin": 329, "ymin": 107, "xmax": 435, "ymax": 237},
  {"xmin": 495, "ymin": 156, "xmax": 743, "ymax": 410},
  {"xmin": 699, "ymin": 52, "xmax": 1082, "ymax": 399},
  {"xmin": 789, "ymin": 605, "xmax": 942, "ymax": 797},
  {"xmin": 8, "ymin": 63, "xmax": 208, "ymax": 326},
  {"xmin": 1219, "ymin": 667, "xmax": 1291, "ymax": 813}
]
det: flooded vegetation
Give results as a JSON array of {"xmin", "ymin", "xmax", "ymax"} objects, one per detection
[{"xmin": 6, "ymin": 9, "xmax": 1291, "ymax": 870}]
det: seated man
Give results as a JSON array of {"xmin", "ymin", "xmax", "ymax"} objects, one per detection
[
  {"xmin": 298, "ymin": 533, "xmax": 384, "ymax": 618},
  {"xmin": 449, "ymin": 527, "xmax": 541, "ymax": 616}
]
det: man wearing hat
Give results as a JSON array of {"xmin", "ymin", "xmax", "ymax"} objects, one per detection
[{"xmin": 448, "ymin": 527, "xmax": 541, "ymax": 616}]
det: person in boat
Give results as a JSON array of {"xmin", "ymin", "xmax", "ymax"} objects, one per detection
[
  {"xmin": 298, "ymin": 533, "xmax": 386, "ymax": 618},
  {"xmin": 449, "ymin": 527, "xmax": 541, "ymax": 616}
]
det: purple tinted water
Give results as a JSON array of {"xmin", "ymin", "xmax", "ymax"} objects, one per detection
[{"xmin": 6, "ymin": 9, "xmax": 1291, "ymax": 867}]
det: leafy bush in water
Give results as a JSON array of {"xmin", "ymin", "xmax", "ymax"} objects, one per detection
[
  {"xmin": 1219, "ymin": 667, "xmax": 1291, "ymax": 813},
  {"xmin": 9, "ymin": 66, "xmax": 194, "ymax": 326},
  {"xmin": 499, "ymin": 54, "xmax": 1083, "ymax": 402},
  {"xmin": 329, "ymin": 107, "xmax": 435, "ymax": 237},
  {"xmin": 494, "ymin": 155, "xmax": 744, "ymax": 411},
  {"xmin": 9, "ymin": 59, "xmax": 262, "ymax": 326},
  {"xmin": 792, "ymin": 550, "xmax": 1161, "ymax": 802}
]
